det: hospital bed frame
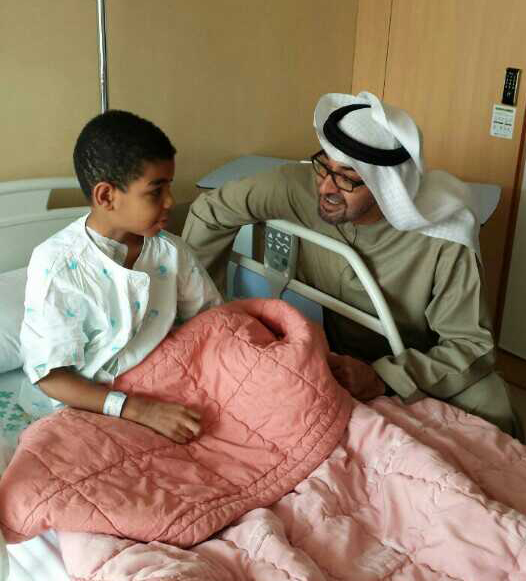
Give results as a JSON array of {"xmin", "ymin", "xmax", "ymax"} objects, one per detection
[
  {"xmin": 230, "ymin": 220, "xmax": 404, "ymax": 355},
  {"xmin": 0, "ymin": 176, "xmax": 505, "ymax": 581}
]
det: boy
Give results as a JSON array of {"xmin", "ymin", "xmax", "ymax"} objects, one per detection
[{"xmin": 19, "ymin": 110, "xmax": 222, "ymax": 443}]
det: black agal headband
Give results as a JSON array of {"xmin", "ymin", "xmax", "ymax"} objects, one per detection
[{"xmin": 322, "ymin": 104, "xmax": 411, "ymax": 166}]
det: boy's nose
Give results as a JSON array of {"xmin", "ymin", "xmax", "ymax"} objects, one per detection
[{"xmin": 163, "ymin": 189, "xmax": 175, "ymax": 209}]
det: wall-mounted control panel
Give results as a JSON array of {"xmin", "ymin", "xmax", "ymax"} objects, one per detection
[{"xmin": 502, "ymin": 67, "xmax": 521, "ymax": 106}]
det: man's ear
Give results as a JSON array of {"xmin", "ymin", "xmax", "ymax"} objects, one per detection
[{"xmin": 92, "ymin": 182, "xmax": 117, "ymax": 210}]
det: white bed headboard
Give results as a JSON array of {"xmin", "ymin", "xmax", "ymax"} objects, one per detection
[
  {"xmin": 0, "ymin": 178, "xmax": 88, "ymax": 273},
  {"xmin": 0, "ymin": 177, "xmax": 81, "ymax": 219},
  {"xmin": 0, "ymin": 208, "xmax": 88, "ymax": 273}
]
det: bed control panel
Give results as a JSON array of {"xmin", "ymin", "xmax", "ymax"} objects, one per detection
[
  {"xmin": 264, "ymin": 226, "xmax": 298, "ymax": 275},
  {"xmin": 264, "ymin": 226, "xmax": 299, "ymax": 296}
]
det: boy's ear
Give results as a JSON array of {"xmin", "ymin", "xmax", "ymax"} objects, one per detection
[{"xmin": 92, "ymin": 182, "xmax": 117, "ymax": 210}]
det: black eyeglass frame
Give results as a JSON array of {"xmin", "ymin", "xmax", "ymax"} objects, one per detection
[{"xmin": 310, "ymin": 150, "xmax": 365, "ymax": 193}]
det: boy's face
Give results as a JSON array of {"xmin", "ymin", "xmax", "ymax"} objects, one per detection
[{"xmin": 111, "ymin": 158, "xmax": 176, "ymax": 237}]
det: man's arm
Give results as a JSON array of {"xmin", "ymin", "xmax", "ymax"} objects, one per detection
[
  {"xmin": 182, "ymin": 164, "xmax": 301, "ymax": 292},
  {"xmin": 39, "ymin": 368, "xmax": 201, "ymax": 443},
  {"xmin": 372, "ymin": 243, "xmax": 496, "ymax": 401}
]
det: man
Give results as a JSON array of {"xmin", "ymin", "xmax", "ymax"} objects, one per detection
[{"xmin": 182, "ymin": 91, "xmax": 521, "ymax": 439}]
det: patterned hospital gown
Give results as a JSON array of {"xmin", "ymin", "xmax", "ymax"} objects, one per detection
[{"xmin": 19, "ymin": 215, "xmax": 222, "ymax": 415}]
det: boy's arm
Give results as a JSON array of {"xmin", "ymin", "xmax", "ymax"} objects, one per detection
[{"xmin": 39, "ymin": 368, "xmax": 201, "ymax": 444}]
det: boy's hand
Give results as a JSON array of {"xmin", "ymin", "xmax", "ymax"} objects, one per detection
[
  {"xmin": 123, "ymin": 397, "xmax": 201, "ymax": 443},
  {"xmin": 327, "ymin": 352, "xmax": 385, "ymax": 402},
  {"xmin": 36, "ymin": 369, "xmax": 201, "ymax": 443}
]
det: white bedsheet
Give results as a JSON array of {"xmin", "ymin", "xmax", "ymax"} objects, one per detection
[{"xmin": 7, "ymin": 532, "xmax": 68, "ymax": 581}]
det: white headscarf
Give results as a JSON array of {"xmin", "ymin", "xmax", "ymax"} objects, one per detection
[{"xmin": 313, "ymin": 92, "xmax": 482, "ymax": 254}]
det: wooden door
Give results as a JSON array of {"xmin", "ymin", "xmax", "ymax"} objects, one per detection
[{"xmin": 352, "ymin": 0, "xmax": 526, "ymax": 321}]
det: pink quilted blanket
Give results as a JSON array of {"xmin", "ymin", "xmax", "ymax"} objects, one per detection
[{"xmin": 0, "ymin": 299, "xmax": 351, "ymax": 547}]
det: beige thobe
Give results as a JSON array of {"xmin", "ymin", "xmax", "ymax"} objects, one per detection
[{"xmin": 182, "ymin": 163, "xmax": 518, "ymax": 436}]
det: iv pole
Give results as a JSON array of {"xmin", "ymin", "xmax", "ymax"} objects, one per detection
[{"xmin": 96, "ymin": 0, "xmax": 109, "ymax": 113}]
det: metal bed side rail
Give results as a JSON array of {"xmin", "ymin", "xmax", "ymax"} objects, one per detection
[{"xmin": 230, "ymin": 219, "xmax": 405, "ymax": 356}]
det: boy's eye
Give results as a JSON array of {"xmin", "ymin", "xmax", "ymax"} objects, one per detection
[{"xmin": 151, "ymin": 188, "xmax": 162, "ymax": 197}]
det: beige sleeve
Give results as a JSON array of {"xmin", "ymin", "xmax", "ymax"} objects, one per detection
[
  {"xmin": 182, "ymin": 165, "xmax": 299, "ymax": 291},
  {"xmin": 373, "ymin": 244, "xmax": 496, "ymax": 401}
]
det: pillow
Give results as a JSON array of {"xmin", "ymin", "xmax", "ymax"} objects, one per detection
[{"xmin": 0, "ymin": 268, "xmax": 26, "ymax": 373}]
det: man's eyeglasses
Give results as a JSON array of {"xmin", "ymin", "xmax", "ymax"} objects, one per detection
[{"xmin": 310, "ymin": 150, "xmax": 364, "ymax": 192}]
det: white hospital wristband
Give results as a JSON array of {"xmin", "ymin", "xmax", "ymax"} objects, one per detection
[{"xmin": 102, "ymin": 391, "xmax": 128, "ymax": 417}]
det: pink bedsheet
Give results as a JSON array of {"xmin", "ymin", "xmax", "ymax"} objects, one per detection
[{"xmin": 59, "ymin": 396, "xmax": 526, "ymax": 581}]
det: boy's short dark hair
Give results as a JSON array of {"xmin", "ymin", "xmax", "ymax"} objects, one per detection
[{"xmin": 73, "ymin": 110, "xmax": 177, "ymax": 199}]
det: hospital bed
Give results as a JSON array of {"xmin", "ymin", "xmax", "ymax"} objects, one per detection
[
  {"xmin": 0, "ymin": 176, "xmax": 522, "ymax": 581},
  {"xmin": 0, "ymin": 175, "xmax": 405, "ymax": 580}
]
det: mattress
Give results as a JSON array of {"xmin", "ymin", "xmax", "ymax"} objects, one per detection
[
  {"xmin": 0, "ymin": 370, "xmax": 68, "ymax": 580},
  {"xmin": 0, "ymin": 369, "xmax": 31, "ymax": 457}
]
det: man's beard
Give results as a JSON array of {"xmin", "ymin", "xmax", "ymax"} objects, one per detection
[
  {"xmin": 317, "ymin": 195, "xmax": 377, "ymax": 225},
  {"xmin": 318, "ymin": 204, "xmax": 347, "ymax": 225}
]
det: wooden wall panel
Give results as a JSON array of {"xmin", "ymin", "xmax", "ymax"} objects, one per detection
[
  {"xmin": 352, "ymin": 0, "xmax": 526, "ymax": 386},
  {"xmin": 1, "ymin": 0, "xmax": 359, "ymax": 205},
  {"xmin": 381, "ymin": 0, "xmax": 526, "ymax": 317},
  {"xmin": 351, "ymin": 0, "xmax": 392, "ymax": 97}
]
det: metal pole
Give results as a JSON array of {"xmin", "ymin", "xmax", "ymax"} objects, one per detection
[{"xmin": 96, "ymin": 0, "xmax": 109, "ymax": 113}]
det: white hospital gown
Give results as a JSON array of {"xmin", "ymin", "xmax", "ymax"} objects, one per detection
[{"xmin": 19, "ymin": 215, "xmax": 222, "ymax": 416}]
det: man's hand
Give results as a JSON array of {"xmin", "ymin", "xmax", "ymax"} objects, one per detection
[
  {"xmin": 328, "ymin": 352, "xmax": 385, "ymax": 401},
  {"xmin": 122, "ymin": 397, "xmax": 201, "ymax": 444}
]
